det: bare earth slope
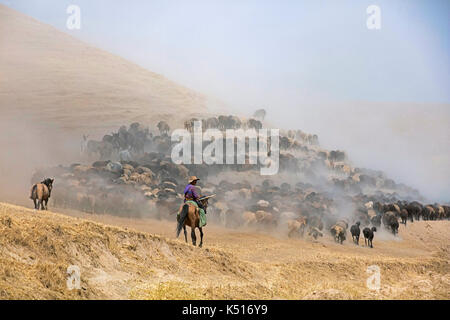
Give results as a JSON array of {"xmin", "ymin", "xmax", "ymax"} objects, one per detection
[
  {"xmin": 0, "ymin": 4, "xmax": 206, "ymax": 133},
  {"xmin": 0, "ymin": 4, "xmax": 209, "ymax": 202},
  {"xmin": 0, "ymin": 202, "xmax": 448, "ymax": 299}
]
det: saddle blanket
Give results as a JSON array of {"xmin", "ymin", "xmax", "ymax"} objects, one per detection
[{"xmin": 178, "ymin": 200, "xmax": 207, "ymax": 228}]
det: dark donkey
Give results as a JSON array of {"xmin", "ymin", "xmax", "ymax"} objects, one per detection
[
  {"xmin": 175, "ymin": 196, "xmax": 211, "ymax": 247},
  {"xmin": 30, "ymin": 178, "xmax": 54, "ymax": 210}
]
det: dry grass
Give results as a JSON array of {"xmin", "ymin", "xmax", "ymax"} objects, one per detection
[{"xmin": 0, "ymin": 202, "xmax": 449, "ymax": 300}]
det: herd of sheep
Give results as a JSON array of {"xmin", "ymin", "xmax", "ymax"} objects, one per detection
[
  {"xmin": 325, "ymin": 199, "xmax": 450, "ymax": 248},
  {"xmin": 32, "ymin": 113, "xmax": 449, "ymax": 249}
]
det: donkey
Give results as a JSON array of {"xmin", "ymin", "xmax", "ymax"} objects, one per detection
[{"xmin": 30, "ymin": 178, "xmax": 54, "ymax": 210}]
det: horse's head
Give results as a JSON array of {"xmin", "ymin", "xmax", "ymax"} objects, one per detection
[
  {"xmin": 199, "ymin": 198, "xmax": 209, "ymax": 210},
  {"xmin": 198, "ymin": 198, "xmax": 210, "ymax": 213},
  {"xmin": 42, "ymin": 178, "xmax": 54, "ymax": 194},
  {"xmin": 198, "ymin": 195, "xmax": 215, "ymax": 212}
]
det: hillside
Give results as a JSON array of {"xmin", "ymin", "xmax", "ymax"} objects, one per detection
[
  {"xmin": 0, "ymin": 3, "xmax": 211, "ymax": 202},
  {"xmin": 0, "ymin": 202, "xmax": 448, "ymax": 299},
  {"xmin": 0, "ymin": 4, "xmax": 207, "ymax": 133}
]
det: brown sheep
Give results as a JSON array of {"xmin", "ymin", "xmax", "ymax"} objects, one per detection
[
  {"xmin": 255, "ymin": 210, "xmax": 275, "ymax": 226},
  {"xmin": 382, "ymin": 211, "xmax": 399, "ymax": 235},
  {"xmin": 287, "ymin": 216, "xmax": 308, "ymax": 238},
  {"xmin": 435, "ymin": 205, "xmax": 445, "ymax": 220},
  {"xmin": 422, "ymin": 205, "xmax": 435, "ymax": 220},
  {"xmin": 330, "ymin": 224, "xmax": 346, "ymax": 244},
  {"xmin": 242, "ymin": 211, "xmax": 257, "ymax": 227}
]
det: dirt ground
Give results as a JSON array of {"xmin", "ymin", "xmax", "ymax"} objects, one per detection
[{"xmin": 0, "ymin": 202, "xmax": 448, "ymax": 300}]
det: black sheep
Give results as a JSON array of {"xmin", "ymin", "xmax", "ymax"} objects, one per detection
[
  {"xmin": 391, "ymin": 219, "xmax": 399, "ymax": 235},
  {"xmin": 350, "ymin": 221, "xmax": 361, "ymax": 245},
  {"xmin": 363, "ymin": 227, "xmax": 377, "ymax": 248},
  {"xmin": 382, "ymin": 211, "xmax": 399, "ymax": 235},
  {"xmin": 370, "ymin": 215, "xmax": 381, "ymax": 228},
  {"xmin": 400, "ymin": 209, "xmax": 408, "ymax": 226}
]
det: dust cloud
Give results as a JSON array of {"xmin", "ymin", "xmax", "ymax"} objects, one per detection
[
  {"xmin": 255, "ymin": 101, "xmax": 450, "ymax": 203},
  {"xmin": 0, "ymin": 114, "xmax": 81, "ymax": 205}
]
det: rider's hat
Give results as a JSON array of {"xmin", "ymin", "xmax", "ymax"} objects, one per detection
[{"xmin": 188, "ymin": 176, "xmax": 200, "ymax": 184}]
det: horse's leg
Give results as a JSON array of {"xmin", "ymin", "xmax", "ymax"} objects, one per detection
[
  {"xmin": 191, "ymin": 228, "xmax": 196, "ymax": 246},
  {"xmin": 183, "ymin": 225, "xmax": 188, "ymax": 243},
  {"xmin": 199, "ymin": 227, "xmax": 203, "ymax": 248},
  {"xmin": 33, "ymin": 198, "xmax": 37, "ymax": 210}
]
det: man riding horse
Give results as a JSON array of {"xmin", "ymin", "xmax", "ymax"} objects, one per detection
[{"xmin": 176, "ymin": 176, "xmax": 214, "ymax": 247}]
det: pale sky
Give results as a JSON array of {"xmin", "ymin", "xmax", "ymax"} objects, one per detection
[{"xmin": 2, "ymin": 0, "xmax": 449, "ymax": 104}]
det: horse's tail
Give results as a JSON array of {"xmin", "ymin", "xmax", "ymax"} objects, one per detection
[
  {"xmin": 30, "ymin": 184, "xmax": 37, "ymax": 199},
  {"xmin": 176, "ymin": 204, "xmax": 189, "ymax": 238}
]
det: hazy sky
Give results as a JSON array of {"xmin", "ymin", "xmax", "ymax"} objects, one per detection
[{"xmin": 2, "ymin": 0, "xmax": 449, "ymax": 200}]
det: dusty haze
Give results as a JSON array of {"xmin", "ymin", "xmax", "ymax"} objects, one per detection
[
  {"xmin": 0, "ymin": 4, "xmax": 207, "ymax": 203},
  {"xmin": 268, "ymin": 101, "xmax": 450, "ymax": 202}
]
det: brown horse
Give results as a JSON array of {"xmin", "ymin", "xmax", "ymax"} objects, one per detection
[
  {"xmin": 30, "ymin": 178, "xmax": 54, "ymax": 210},
  {"xmin": 176, "ymin": 198, "xmax": 210, "ymax": 247}
]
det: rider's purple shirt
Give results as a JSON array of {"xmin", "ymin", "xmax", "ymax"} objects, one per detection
[{"xmin": 184, "ymin": 184, "xmax": 199, "ymax": 200}]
